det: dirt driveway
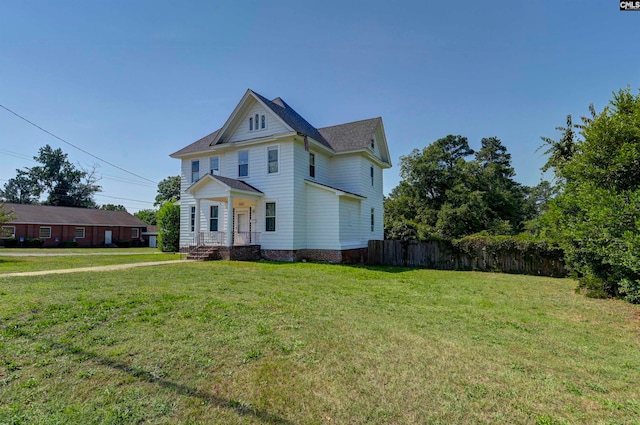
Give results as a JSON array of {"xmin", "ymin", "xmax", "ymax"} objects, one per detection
[{"xmin": 0, "ymin": 260, "xmax": 186, "ymax": 277}]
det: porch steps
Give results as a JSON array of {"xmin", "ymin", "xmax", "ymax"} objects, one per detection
[{"xmin": 187, "ymin": 246, "xmax": 221, "ymax": 261}]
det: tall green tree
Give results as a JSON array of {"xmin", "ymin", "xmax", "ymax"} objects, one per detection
[
  {"xmin": 0, "ymin": 173, "xmax": 39, "ymax": 204},
  {"xmin": 385, "ymin": 135, "xmax": 532, "ymax": 240},
  {"xmin": 2, "ymin": 145, "xmax": 101, "ymax": 207},
  {"xmin": 155, "ymin": 176, "xmax": 181, "ymax": 206},
  {"xmin": 0, "ymin": 202, "xmax": 17, "ymax": 227},
  {"xmin": 157, "ymin": 201, "xmax": 180, "ymax": 252},
  {"xmin": 134, "ymin": 209, "xmax": 158, "ymax": 225},
  {"xmin": 539, "ymin": 88, "xmax": 640, "ymax": 302},
  {"xmin": 99, "ymin": 204, "xmax": 127, "ymax": 212}
]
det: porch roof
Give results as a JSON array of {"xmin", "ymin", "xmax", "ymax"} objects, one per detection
[{"xmin": 186, "ymin": 174, "xmax": 264, "ymax": 201}]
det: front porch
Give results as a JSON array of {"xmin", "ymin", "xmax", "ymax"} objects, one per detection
[{"xmin": 183, "ymin": 174, "xmax": 265, "ymax": 259}]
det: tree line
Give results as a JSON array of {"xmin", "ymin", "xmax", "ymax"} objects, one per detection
[
  {"xmin": 385, "ymin": 87, "xmax": 640, "ymax": 303},
  {"xmin": 0, "ymin": 145, "xmax": 182, "ymax": 251}
]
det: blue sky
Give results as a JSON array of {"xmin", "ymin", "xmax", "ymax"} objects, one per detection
[{"xmin": 1, "ymin": 1, "xmax": 638, "ymax": 213}]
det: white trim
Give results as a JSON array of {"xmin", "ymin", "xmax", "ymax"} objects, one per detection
[
  {"xmin": 209, "ymin": 155, "xmax": 220, "ymax": 175},
  {"xmin": 74, "ymin": 227, "xmax": 85, "ymax": 239},
  {"xmin": 131, "ymin": 228, "xmax": 140, "ymax": 239},
  {"xmin": 264, "ymin": 200, "xmax": 277, "ymax": 233},
  {"xmin": 304, "ymin": 180, "xmax": 366, "ymax": 200},
  {"xmin": 208, "ymin": 89, "xmax": 294, "ymax": 146},
  {"xmin": 39, "ymin": 226, "xmax": 52, "ymax": 239},
  {"xmin": 238, "ymin": 149, "xmax": 249, "ymax": 178},
  {"xmin": 267, "ymin": 144, "xmax": 280, "ymax": 175},
  {"xmin": 191, "ymin": 159, "xmax": 200, "ymax": 182},
  {"xmin": 170, "ymin": 133, "xmax": 297, "ymax": 159},
  {"xmin": 1, "ymin": 226, "xmax": 15, "ymax": 239}
]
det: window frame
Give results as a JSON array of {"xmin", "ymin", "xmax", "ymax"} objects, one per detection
[
  {"xmin": 309, "ymin": 152, "xmax": 315, "ymax": 178},
  {"xmin": 210, "ymin": 205, "xmax": 219, "ymax": 231},
  {"xmin": 74, "ymin": 227, "xmax": 85, "ymax": 239},
  {"xmin": 190, "ymin": 206, "xmax": 196, "ymax": 232},
  {"xmin": 370, "ymin": 208, "xmax": 375, "ymax": 232},
  {"xmin": 249, "ymin": 117, "xmax": 253, "ymax": 131},
  {"xmin": 261, "ymin": 114, "xmax": 266, "ymax": 129},
  {"xmin": 191, "ymin": 160, "xmax": 200, "ymax": 183},
  {"xmin": 238, "ymin": 150, "xmax": 249, "ymax": 178},
  {"xmin": 210, "ymin": 156, "xmax": 220, "ymax": 175},
  {"xmin": 39, "ymin": 226, "xmax": 52, "ymax": 239},
  {"xmin": 370, "ymin": 166, "xmax": 374, "ymax": 186},
  {"xmin": 265, "ymin": 202, "xmax": 276, "ymax": 232},
  {"xmin": 1, "ymin": 226, "xmax": 15, "ymax": 239},
  {"xmin": 267, "ymin": 145, "xmax": 279, "ymax": 174},
  {"xmin": 131, "ymin": 228, "xmax": 140, "ymax": 239}
]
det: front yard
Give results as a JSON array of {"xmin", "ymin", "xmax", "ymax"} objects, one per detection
[{"xmin": 1, "ymin": 259, "xmax": 638, "ymax": 424}]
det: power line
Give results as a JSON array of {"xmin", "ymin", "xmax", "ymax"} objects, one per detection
[
  {"xmin": 94, "ymin": 194, "xmax": 155, "ymax": 205},
  {"xmin": 0, "ymin": 103, "xmax": 158, "ymax": 185}
]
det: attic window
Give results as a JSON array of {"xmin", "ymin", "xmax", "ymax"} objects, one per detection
[
  {"xmin": 370, "ymin": 138, "xmax": 375, "ymax": 150},
  {"xmin": 249, "ymin": 114, "xmax": 266, "ymax": 131}
]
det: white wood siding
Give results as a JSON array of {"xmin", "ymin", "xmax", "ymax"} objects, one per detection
[
  {"xmin": 228, "ymin": 102, "xmax": 290, "ymax": 143},
  {"xmin": 339, "ymin": 197, "xmax": 362, "ymax": 249},
  {"xmin": 358, "ymin": 157, "xmax": 384, "ymax": 242},
  {"xmin": 305, "ymin": 184, "xmax": 340, "ymax": 250}
]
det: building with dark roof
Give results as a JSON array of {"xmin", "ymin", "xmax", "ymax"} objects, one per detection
[
  {"xmin": 170, "ymin": 89, "xmax": 391, "ymax": 262},
  {"xmin": 0, "ymin": 203, "xmax": 149, "ymax": 247}
]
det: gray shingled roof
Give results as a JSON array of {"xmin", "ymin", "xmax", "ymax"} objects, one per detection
[
  {"xmin": 250, "ymin": 91, "xmax": 333, "ymax": 150},
  {"xmin": 4, "ymin": 203, "xmax": 148, "ymax": 227},
  {"xmin": 212, "ymin": 175, "xmax": 263, "ymax": 194},
  {"xmin": 170, "ymin": 90, "xmax": 381, "ymax": 157},
  {"xmin": 171, "ymin": 129, "xmax": 221, "ymax": 157},
  {"xmin": 318, "ymin": 117, "xmax": 381, "ymax": 152}
]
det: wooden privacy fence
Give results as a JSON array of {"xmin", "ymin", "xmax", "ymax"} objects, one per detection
[{"xmin": 368, "ymin": 240, "xmax": 567, "ymax": 277}]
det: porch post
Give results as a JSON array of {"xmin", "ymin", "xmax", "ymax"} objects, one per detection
[
  {"xmin": 226, "ymin": 194, "xmax": 234, "ymax": 246},
  {"xmin": 195, "ymin": 198, "xmax": 201, "ymax": 245}
]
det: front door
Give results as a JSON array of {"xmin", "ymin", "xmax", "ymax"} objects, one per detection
[
  {"xmin": 105, "ymin": 230, "xmax": 112, "ymax": 245},
  {"xmin": 235, "ymin": 211, "xmax": 249, "ymax": 245}
]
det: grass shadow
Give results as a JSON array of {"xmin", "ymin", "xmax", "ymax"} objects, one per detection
[{"xmin": 32, "ymin": 335, "xmax": 293, "ymax": 424}]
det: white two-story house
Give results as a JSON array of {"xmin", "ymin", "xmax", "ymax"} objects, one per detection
[{"xmin": 170, "ymin": 89, "xmax": 391, "ymax": 262}]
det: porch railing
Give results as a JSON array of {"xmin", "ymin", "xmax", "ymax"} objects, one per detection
[
  {"xmin": 198, "ymin": 231, "xmax": 226, "ymax": 246},
  {"xmin": 233, "ymin": 232, "xmax": 260, "ymax": 246}
]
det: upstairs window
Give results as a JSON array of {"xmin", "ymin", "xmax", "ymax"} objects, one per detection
[
  {"xmin": 238, "ymin": 150, "xmax": 249, "ymax": 177},
  {"xmin": 249, "ymin": 114, "xmax": 266, "ymax": 131},
  {"xmin": 370, "ymin": 138, "xmax": 375, "ymax": 150},
  {"xmin": 210, "ymin": 156, "xmax": 219, "ymax": 175},
  {"xmin": 370, "ymin": 166, "xmax": 374, "ymax": 186},
  {"xmin": 191, "ymin": 160, "xmax": 200, "ymax": 182},
  {"xmin": 210, "ymin": 205, "xmax": 219, "ymax": 231},
  {"xmin": 268, "ymin": 146, "xmax": 279, "ymax": 174},
  {"xmin": 309, "ymin": 152, "xmax": 315, "ymax": 178}
]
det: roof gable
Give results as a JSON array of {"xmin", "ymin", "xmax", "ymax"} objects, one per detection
[{"xmin": 170, "ymin": 89, "xmax": 391, "ymax": 166}]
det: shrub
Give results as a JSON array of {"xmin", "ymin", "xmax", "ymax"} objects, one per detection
[
  {"xmin": 24, "ymin": 238, "xmax": 44, "ymax": 248},
  {"xmin": 3, "ymin": 238, "xmax": 18, "ymax": 248},
  {"xmin": 61, "ymin": 241, "xmax": 79, "ymax": 248},
  {"xmin": 115, "ymin": 240, "xmax": 131, "ymax": 248}
]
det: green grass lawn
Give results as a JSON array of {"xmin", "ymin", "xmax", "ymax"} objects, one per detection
[
  {"xmin": 0, "ymin": 247, "xmax": 162, "ymax": 255},
  {"xmin": 1, "ymin": 260, "xmax": 639, "ymax": 424},
  {"xmin": 0, "ymin": 252, "xmax": 181, "ymax": 274}
]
